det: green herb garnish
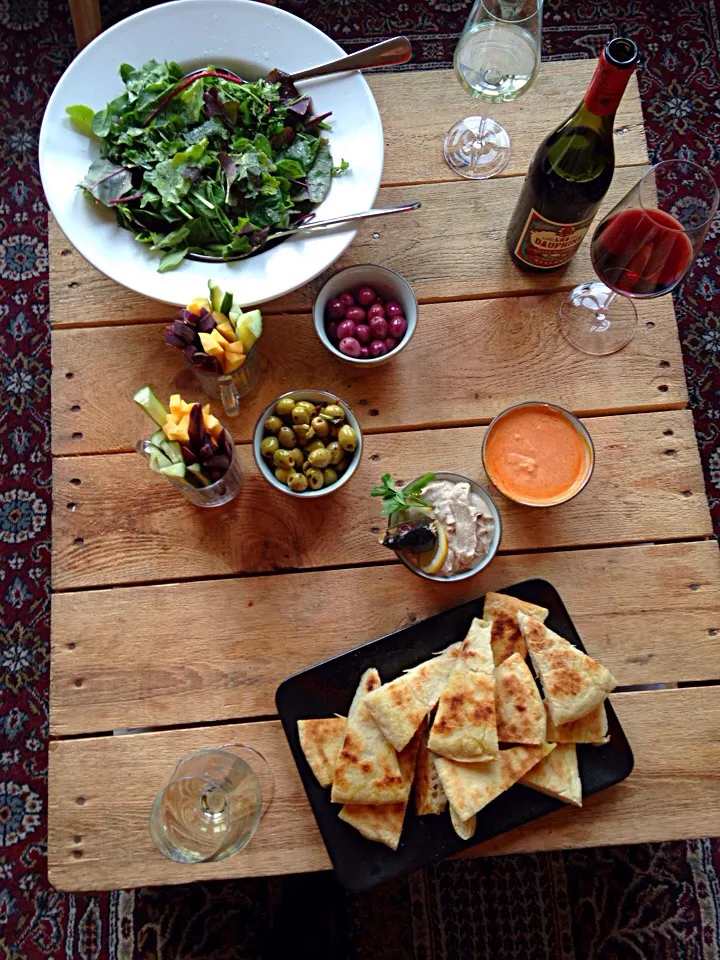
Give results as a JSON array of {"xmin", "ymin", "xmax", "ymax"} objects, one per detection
[
  {"xmin": 370, "ymin": 473, "xmax": 436, "ymax": 517},
  {"xmin": 68, "ymin": 59, "xmax": 349, "ymax": 271}
]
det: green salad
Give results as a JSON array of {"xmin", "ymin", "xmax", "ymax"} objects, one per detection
[{"xmin": 67, "ymin": 60, "xmax": 349, "ymax": 271}]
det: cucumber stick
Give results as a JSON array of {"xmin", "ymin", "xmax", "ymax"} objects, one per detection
[{"xmin": 134, "ymin": 386, "xmax": 169, "ymax": 428}]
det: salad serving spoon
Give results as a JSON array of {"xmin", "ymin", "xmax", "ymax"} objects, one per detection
[{"xmin": 187, "ymin": 200, "xmax": 421, "ymax": 263}]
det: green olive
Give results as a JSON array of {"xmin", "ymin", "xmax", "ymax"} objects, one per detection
[
  {"xmin": 261, "ymin": 436, "xmax": 279, "ymax": 459},
  {"xmin": 308, "ymin": 447, "xmax": 331, "ymax": 469},
  {"xmin": 275, "ymin": 397, "xmax": 295, "ymax": 417},
  {"xmin": 290, "ymin": 447, "xmax": 304, "ymax": 468},
  {"xmin": 264, "ymin": 415, "xmax": 283, "ymax": 434},
  {"xmin": 306, "ymin": 439, "xmax": 325, "ymax": 453},
  {"xmin": 298, "ymin": 400, "xmax": 317, "ymax": 415},
  {"xmin": 302, "ymin": 459, "xmax": 314, "ymax": 474},
  {"xmin": 293, "ymin": 423, "xmax": 315, "ymax": 446},
  {"xmin": 287, "ymin": 471, "xmax": 308, "ymax": 492},
  {"xmin": 292, "ymin": 405, "xmax": 310, "ymax": 425},
  {"xmin": 311, "ymin": 416, "xmax": 330, "ymax": 438},
  {"xmin": 273, "ymin": 449, "xmax": 295, "ymax": 469},
  {"xmin": 306, "ymin": 468, "xmax": 324, "ymax": 490},
  {"xmin": 275, "ymin": 467, "xmax": 292, "ymax": 483},
  {"xmin": 322, "ymin": 467, "xmax": 338, "ymax": 486},
  {"xmin": 336, "ymin": 455, "xmax": 350, "ymax": 474},
  {"xmin": 278, "ymin": 426, "xmax": 296, "ymax": 449},
  {"xmin": 338, "ymin": 424, "xmax": 358, "ymax": 452},
  {"xmin": 322, "ymin": 404, "xmax": 345, "ymax": 422},
  {"xmin": 326, "ymin": 441, "xmax": 343, "ymax": 465}
]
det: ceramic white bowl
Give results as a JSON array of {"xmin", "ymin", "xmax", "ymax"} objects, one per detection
[
  {"xmin": 253, "ymin": 389, "xmax": 362, "ymax": 498},
  {"xmin": 394, "ymin": 472, "xmax": 502, "ymax": 582},
  {"xmin": 38, "ymin": 0, "xmax": 383, "ymax": 307},
  {"xmin": 313, "ymin": 264, "xmax": 418, "ymax": 366}
]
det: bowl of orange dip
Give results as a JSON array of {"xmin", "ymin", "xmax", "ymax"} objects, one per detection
[{"xmin": 482, "ymin": 402, "xmax": 594, "ymax": 507}]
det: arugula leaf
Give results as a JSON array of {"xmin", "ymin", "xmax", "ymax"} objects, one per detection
[
  {"xmin": 79, "ymin": 159, "xmax": 136, "ymax": 206},
  {"xmin": 66, "ymin": 104, "xmax": 96, "ymax": 137},
  {"xmin": 370, "ymin": 473, "xmax": 436, "ymax": 517},
  {"xmin": 158, "ymin": 247, "xmax": 188, "ymax": 272},
  {"xmin": 332, "ymin": 159, "xmax": 350, "ymax": 177},
  {"xmin": 149, "ymin": 224, "xmax": 190, "ymax": 250}
]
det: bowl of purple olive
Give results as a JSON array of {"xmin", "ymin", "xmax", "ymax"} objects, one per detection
[{"xmin": 313, "ymin": 264, "xmax": 418, "ymax": 367}]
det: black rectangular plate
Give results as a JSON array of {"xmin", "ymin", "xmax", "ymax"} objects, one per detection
[{"xmin": 275, "ymin": 579, "xmax": 634, "ymax": 893}]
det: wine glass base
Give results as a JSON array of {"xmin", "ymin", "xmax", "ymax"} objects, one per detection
[
  {"xmin": 559, "ymin": 281, "xmax": 638, "ymax": 355},
  {"xmin": 443, "ymin": 116, "xmax": 511, "ymax": 180}
]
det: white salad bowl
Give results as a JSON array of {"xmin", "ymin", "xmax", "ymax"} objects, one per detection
[{"xmin": 38, "ymin": 0, "xmax": 384, "ymax": 307}]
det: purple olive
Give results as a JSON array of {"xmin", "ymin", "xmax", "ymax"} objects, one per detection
[
  {"xmin": 389, "ymin": 315, "xmax": 407, "ymax": 340},
  {"xmin": 357, "ymin": 285, "xmax": 377, "ymax": 307},
  {"xmin": 385, "ymin": 336, "xmax": 398, "ymax": 352},
  {"xmin": 359, "ymin": 346, "xmax": 370, "ymax": 359},
  {"xmin": 369, "ymin": 315, "xmax": 388, "ymax": 340},
  {"xmin": 345, "ymin": 305, "xmax": 366, "ymax": 324},
  {"xmin": 339, "ymin": 336, "xmax": 362, "ymax": 358},
  {"xmin": 385, "ymin": 300, "xmax": 404, "ymax": 318},
  {"xmin": 337, "ymin": 318, "xmax": 357, "ymax": 340},
  {"xmin": 367, "ymin": 303, "xmax": 385, "ymax": 320},
  {"xmin": 369, "ymin": 339, "xmax": 388, "ymax": 358},
  {"xmin": 339, "ymin": 292, "xmax": 355, "ymax": 309},
  {"xmin": 326, "ymin": 298, "xmax": 345, "ymax": 321},
  {"xmin": 326, "ymin": 321, "xmax": 339, "ymax": 343},
  {"xmin": 355, "ymin": 323, "xmax": 372, "ymax": 344}
]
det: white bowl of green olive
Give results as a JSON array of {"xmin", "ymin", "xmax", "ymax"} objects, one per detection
[{"xmin": 253, "ymin": 390, "xmax": 363, "ymax": 497}]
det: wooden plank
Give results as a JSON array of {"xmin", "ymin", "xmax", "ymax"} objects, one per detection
[
  {"xmin": 51, "ymin": 410, "xmax": 710, "ymax": 590},
  {"xmin": 47, "ymin": 687, "xmax": 720, "ymax": 891},
  {"xmin": 368, "ymin": 65, "xmax": 647, "ymax": 186},
  {"xmin": 50, "ymin": 541, "xmax": 720, "ymax": 736},
  {"xmin": 49, "ymin": 166, "xmax": 649, "ymax": 327},
  {"xmin": 51, "ymin": 294, "xmax": 686, "ymax": 457}
]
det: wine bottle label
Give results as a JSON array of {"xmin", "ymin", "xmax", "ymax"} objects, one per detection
[{"xmin": 513, "ymin": 208, "xmax": 595, "ymax": 269}]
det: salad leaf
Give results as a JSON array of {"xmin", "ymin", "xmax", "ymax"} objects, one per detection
[
  {"xmin": 371, "ymin": 473, "xmax": 437, "ymax": 517},
  {"xmin": 72, "ymin": 59, "xmax": 350, "ymax": 270},
  {"xmin": 66, "ymin": 104, "xmax": 96, "ymax": 137}
]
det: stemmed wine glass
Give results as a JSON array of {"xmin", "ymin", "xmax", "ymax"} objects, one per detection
[
  {"xmin": 560, "ymin": 160, "xmax": 719, "ymax": 355},
  {"xmin": 444, "ymin": 0, "xmax": 543, "ymax": 180}
]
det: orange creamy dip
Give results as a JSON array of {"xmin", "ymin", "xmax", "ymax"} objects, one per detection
[{"xmin": 484, "ymin": 404, "xmax": 591, "ymax": 505}]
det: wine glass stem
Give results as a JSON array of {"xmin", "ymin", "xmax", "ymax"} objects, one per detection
[{"xmin": 595, "ymin": 290, "xmax": 618, "ymax": 323}]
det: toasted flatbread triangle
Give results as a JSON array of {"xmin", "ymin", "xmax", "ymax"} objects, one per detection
[
  {"xmin": 518, "ymin": 612, "xmax": 617, "ymax": 726},
  {"xmin": 414, "ymin": 720, "xmax": 447, "ymax": 816},
  {"xmin": 297, "ymin": 716, "xmax": 346, "ymax": 787},
  {"xmin": 545, "ymin": 702, "xmax": 609, "ymax": 744},
  {"xmin": 428, "ymin": 619, "xmax": 498, "ymax": 762},
  {"xmin": 339, "ymin": 726, "xmax": 422, "ymax": 850},
  {"xmin": 520, "ymin": 743, "xmax": 582, "ymax": 807},
  {"xmin": 483, "ymin": 592, "xmax": 549, "ymax": 666},
  {"xmin": 495, "ymin": 653, "xmax": 546, "ymax": 744},
  {"xmin": 435, "ymin": 743, "xmax": 556, "ymax": 821},
  {"xmin": 331, "ymin": 669, "xmax": 406, "ymax": 805},
  {"xmin": 365, "ymin": 642, "xmax": 461, "ymax": 752},
  {"xmin": 449, "ymin": 804, "xmax": 476, "ymax": 840}
]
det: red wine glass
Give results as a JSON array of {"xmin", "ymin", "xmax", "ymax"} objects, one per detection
[{"xmin": 559, "ymin": 160, "xmax": 719, "ymax": 355}]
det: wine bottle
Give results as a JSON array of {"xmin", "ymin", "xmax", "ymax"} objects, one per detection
[{"xmin": 506, "ymin": 37, "xmax": 638, "ymax": 272}]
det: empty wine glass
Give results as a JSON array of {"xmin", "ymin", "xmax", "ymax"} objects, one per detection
[
  {"xmin": 559, "ymin": 160, "xmax": 719, "ymax": 355},
  {"xmin": 149, "ymin": 744, "xmax": 274, "ymax": 863},
  {"xmin": 444, "ymin": 0, "xmax": 543, "ymax": 180}
]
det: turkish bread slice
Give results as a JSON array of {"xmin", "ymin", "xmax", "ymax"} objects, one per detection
[
  {"xmin": 331, "ymin": 669, "xmax": 406, "ymax": 805},
  {"xmin": 494, "ymin": 653, "xmax": 546, "ymax": 744},
  {"xmin": 518, "ymin": 611, "xmax": 618, "ymax": 726},
  {"xmin": 483, "ymin": 592, "xmax": 549, "ymax": 666},
  {"xmin": 339, "ymin": 726, "xmax": 422, "ymax": 850},
  {"xmin": 449, "ymin": 805, "xmax": 477, "ymax": 840},
  {"xmin": 297, "ymin": 716, "xmax": 347, "ymax": 787},
  {"xmin": 428, "ymin": 619, "xmax": 498, "ymax": 762},
  {"xmin": 545, "ymin": 702, "xmax": 610, "ymax": 745},
  {"xmin": 365, "ymin": 642, "xmax": 462, "ymax": 752},
  {"xmin": 520, "ymin": 743, "xmax": 582, "ymax": 807},
  {"xmin": 435, "ymin": 743, "xmax": 556, "ymax": 822},
  {"xmin": 414, "ymin": 721, "xmax": 447, "ymax": 816}
]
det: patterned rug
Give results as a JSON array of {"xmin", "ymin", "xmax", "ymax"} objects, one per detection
[{"xmin": 1, "ymin": 0, "xmax": 719, "ymax": 957}]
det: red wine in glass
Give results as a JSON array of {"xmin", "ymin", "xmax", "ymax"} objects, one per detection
[{"xmin": 591, "ymin": 208, "xmax": 694, "ymax": 297}]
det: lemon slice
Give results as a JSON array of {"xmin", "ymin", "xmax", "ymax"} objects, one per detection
[{"xmin": 416, "ymin": 522, "xmax": 449, "ymax": 576}]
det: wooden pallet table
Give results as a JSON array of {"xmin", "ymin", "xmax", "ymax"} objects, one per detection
[{"xmin": 48, "ymin": 59, "xmax": 720, "ymax": 892}]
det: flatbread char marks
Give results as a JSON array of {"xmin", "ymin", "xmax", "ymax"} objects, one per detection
[{"xmin": 483, "ymin": 592, "xmax": 549, "ymax": 666}]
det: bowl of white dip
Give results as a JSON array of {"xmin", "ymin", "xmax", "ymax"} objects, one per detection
[{"xmin": 392, "ymin": 472, "xmax": 502, "ymax": 582}]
